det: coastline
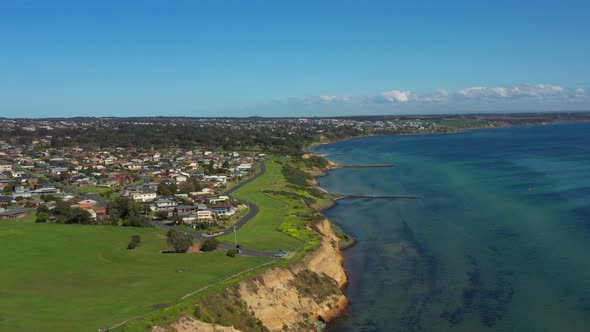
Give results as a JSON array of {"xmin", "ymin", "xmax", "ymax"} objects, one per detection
[
  {"xmin": 311, "ymin": 118, "xmax": 590, "ymax": 149},
  {"xmin": 123, "ymin": 120, "xmax": 590, "ymax": 331}
]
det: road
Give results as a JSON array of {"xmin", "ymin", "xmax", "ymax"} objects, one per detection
[
  {"xmin": 55, "ymin": 185, "xmax": 110, "ymax": 207},
  {"xmin": 151, "ymin": 161, "xmax": 278, "ymax": 258}
]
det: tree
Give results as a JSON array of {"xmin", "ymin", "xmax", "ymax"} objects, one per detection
[
  {"xmin": 65, "ymin": 208, "xmax": 92, "ymax": 224},
  {"xmin": 35, "ymin": 212, "xmax": 49, "ymax": 223},
  {"xmin": 2, "ymin": 185, "xmax": 11, "ymax": 195},
  {"xmin": 166, "ymin": 229, "xmax": 193, "ymax": 253},
  {"xmin": 122, "ymin": 215, "xmax": 150, "ymax": 227},
  {"xmin": 158, "ymin": 183, "xmax": 172, "ymax": 196},
  {"xmin": 109, "ymin": 197, "xmax": 149, "ymax": 227},
  {"xmin": 201, "ymin": 238, "xmax": 219, "ymax": 252},
  {"xmin": 178, "ymin": 181, "xmax": 195, "ymax": 194},
  {"xmin": 155, "ymin": 210, "xmax": 169, "ymax": 220},
  {"xmin": 36, "ymin": 205, "xmax": 49, "ymax": 214}
]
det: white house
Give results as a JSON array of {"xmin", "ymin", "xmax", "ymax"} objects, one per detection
[{"xmin": 131, "ymin": 191, "xmax": 157, "ymax": 202}]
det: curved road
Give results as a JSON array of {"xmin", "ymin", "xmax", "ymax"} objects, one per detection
[{"xmin": 151, "ymin": 162, "xmax": 277, "ymax": 258}]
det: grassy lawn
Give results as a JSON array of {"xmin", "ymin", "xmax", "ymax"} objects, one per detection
[
  {"xmin": 67, "ymin": 184, "xmax": 117, "ymax": 195},
  {"xmin": 219, "ymin": 159, "xmax": 305, "ymax": 251},
  {"xmin": 0, "ymin": 221, "xmax": 269, "ymax": 332}
]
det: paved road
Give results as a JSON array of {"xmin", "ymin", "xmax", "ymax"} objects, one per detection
[
  {"xmin": 56, "ymin": 185, "xmax": 110, "ymax": 207},
  {"xmin": 151, "ymin": 162, "xmax": 278, "ymax": 258}
]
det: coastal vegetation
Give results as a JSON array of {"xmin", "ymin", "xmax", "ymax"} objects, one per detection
[{"xmin": 218, "ymin": 156, "xmax": 332, "ymax": 253}]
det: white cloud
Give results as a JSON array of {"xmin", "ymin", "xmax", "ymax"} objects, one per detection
[
  {"xmin": 454, "ymin": 84, "xmax": 566, "ymax": 100},
  {"xmin": 296, "ymin": 95, "xmax": 352, "ymax": 104},
  {"xmin": 379, "ymin": 90, "xmax": 411, "ymax": 103},
  {"xmin": 287, "ymin": 83, "xmax": 588, "ymax": 111}
]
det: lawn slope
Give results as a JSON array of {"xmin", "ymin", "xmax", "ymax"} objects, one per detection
[{"xmin": 0, "ymin": 222, "xmax": 268, "ymax": 332}]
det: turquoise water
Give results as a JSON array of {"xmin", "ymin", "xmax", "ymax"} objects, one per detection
[{"xmin": 312, "ymin": 122, "xmax": 590, "ymax": 331}]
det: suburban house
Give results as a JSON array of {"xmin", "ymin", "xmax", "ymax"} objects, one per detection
[
  {"xmin": 211, "ymin": 204, "xmax": 236, "ymax": 217},
  {"xmin": 71, "ymin": 199, "xmax": 98, "ymax": 209},
  {"xmin": 154, "ymin": 198, "xmax": 178, "ymax": 211},
  {"xmin": 179, "ymin": 213, "xmax": 197, "ymax": 223},
  {"xmin": 176, "ymin": 205, "xmax": 197, "ymax": 214},
  {"xmin": 206, "ymin": 195, "xmax": 229, "ymax": 205},
  {"xmin": 12, "ymin": 186, "xmax": 32, "ymax": 199},
  {"xmin": 131, "ymin": 191, "xmax": 157, "ymax": 202},
  {"xmin": 203, "ymin": 175, "xmax": 227, "ymax": 185},
  {"xmin": 197, "ymin": 210, "xmax": 214, "ymax": 222},
  {"xmin": 0, "ymin": 209, "xmax": 29, "ymax": 220},
  {"xmin": 0, "ymin": 196, "xmax": 14, "ymax": 206}
]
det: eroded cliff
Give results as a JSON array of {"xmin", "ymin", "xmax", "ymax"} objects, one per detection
[
  {"xmin": 237, "ymin": 218, "xmax": 348, "ymax": 331},
  {"xmin": 159, "ymin": 219, "xmax": 348, "ymax": 332}
]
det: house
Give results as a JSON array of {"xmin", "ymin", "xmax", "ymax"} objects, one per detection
[
  {"xmin": 30, "ymin": 186, "xmax": 60, "ymax": 194},
  {"xmin": 179, "ymin": 213, "xmax": 197, "ymax": 223},
  {"xmin": 211, "ymin": 204, "xmax": 236, "ymax": 217},
  {"xmin": 85, "ymin": 208, "xmax": 97, "ymax": 220},
  {"xmin": 171, "ymin": 174, "xmax": 188, "ymax": 183},
  {"xmin": 131, "ymin": 191, "xmax": 157, "ymax": 202},
  {"xmin": 94, "ymin": 207, "xmax": 108, "ymax": 220},
  {"xmin": 197, "ymin": 210, "xmax": 214, "ymax": 221},
  {"xmin": 0, "ymin": 164, "xmax": 12, "ymax": 172},
  {"xmin": 206, "ymin": 195, "xmax": 229, "ymax": 205},
  {"xmin": 176, "ymin": 205, "xmax": 197, "ymax": 214},
  {"xmin": 11, "ymin": 170, "xmax": 26, "ymax": 178},
  {"xmin": 0, "ymin": 209, "xmax": 29, "ymax": 220},
  {"xmin": 203, "ymin": 175, "xmax": 228, "ymax": 184},
  {"xmin": 0, "ymin": 196, "xmax": 14, "ymax": 206},
  {"xmin": 155, "ymin": 198, "xmax": 178, "ymax": 210},
  {"xmin": 72, "ymin": 199, "xmax": 98, "ymax": 209},
  {"xmin": 12, "ymin": 186, "xmax": 31, "ymax": 198},
  {"xmin": 236, "ymin": 163, "xmax": 252, "ymax": 171},
  {"xmin": 190, "ymin": 188, "xmax": 215, "ymax": 198}
]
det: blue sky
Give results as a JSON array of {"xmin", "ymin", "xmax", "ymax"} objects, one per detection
[{"xmin": 1, "ymin": 0, "xmax": 589, "ymax": 117}]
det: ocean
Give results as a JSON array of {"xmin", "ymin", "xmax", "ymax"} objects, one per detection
[{"xmin": 312, "ymin": 122, "xmax": 590, "ymax": 332}]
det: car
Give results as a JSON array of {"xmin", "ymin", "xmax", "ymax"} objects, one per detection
[
  {"xmin": 237, "ymin": 249, "xmax": 243, "ymax": 254},
  {"xmin": 273, "ymin": 250, "xmax": 287, "ymax": 257},
  {"xmin": 236, "ymin": 244, "xmax": 242, "ymax": 249}
]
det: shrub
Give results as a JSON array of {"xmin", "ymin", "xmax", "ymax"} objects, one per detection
[
  {"xmin": 226, "ymin": 249, "xmax": 238, "ymax": 257},
  {"xmin": 166, "ymin": 230, "xmax": 193, "ymax": 253},
  {"xmin": 201, "ymin": 238, "xmax": 220, "ymax": 252},
  {"xmin": 127, "ymin": 235, "xmax": 141, "ymax": 249}
]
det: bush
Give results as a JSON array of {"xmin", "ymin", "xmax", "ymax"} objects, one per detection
[
  {"xmin": 201, "ymin": 238, "xmax": 219, "ymax": 252},
  {"xmin": 35, "ymin": 212, "xmax": 49, "ymax": 223},
  {"xmin": 282, "ymin": 165, "xmax": 311, "ymax": 187},
  {"xmin": 166, "ymin": 230, "xmax": 194, "ymax": 253},
  {"xmin": 226, "ymin": 249, "xmax": 238, "ymax": 257},
  {"xmin": 127, "ymin": 235, "xmax": 141, "ymax": 249}
]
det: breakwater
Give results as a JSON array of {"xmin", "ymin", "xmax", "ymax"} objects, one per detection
[
  {"xmin": 334, "ymin": 194, "xmax": 421, "ymax": 200},
  {"xmin": 339, "ymin": 164, "xmax": 395, "ymax": 168}
]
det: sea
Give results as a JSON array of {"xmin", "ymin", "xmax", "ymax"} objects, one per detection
[{"xmin": 311, "ymin": 122, "xmax": 590, "ymax": 332}]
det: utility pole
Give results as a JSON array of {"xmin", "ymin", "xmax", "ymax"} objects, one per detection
[{"xmin": 233, "ymin": 226, "xmax": 237, "ymax": 245}]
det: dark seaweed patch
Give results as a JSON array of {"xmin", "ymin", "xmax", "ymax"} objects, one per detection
[
  {"xmin": 494, "ymin": 228, "xmax": 518, "ymax": 240},
  {"xmin": 439, "ymin": 258, "xmax": 514, "ymax": 328},
  {"xmin": 573, "ymin": 206, "xmax": 590, "ymax": 232}
]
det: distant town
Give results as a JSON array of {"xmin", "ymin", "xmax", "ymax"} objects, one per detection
[{"xmin": 2, "ymin": 112, "xmax": 589, "ymax": 225}]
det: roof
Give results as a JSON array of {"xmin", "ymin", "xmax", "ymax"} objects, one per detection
[{"xmin": 0, "ymin": 209, "xmax": 28, "ymax": 216}]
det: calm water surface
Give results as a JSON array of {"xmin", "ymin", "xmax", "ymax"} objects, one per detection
[{"xmin": 312, "ymin": 122, "xmax": 590, "ymax": 332}]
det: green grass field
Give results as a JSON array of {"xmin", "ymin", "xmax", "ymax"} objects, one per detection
[
  {"xmin": 0, "ymin": 221, "xmax": 268, "ymax": 332},
  {"xmin": 219, "ymin": 159, "xmax": 304, "ymax": 251}
]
